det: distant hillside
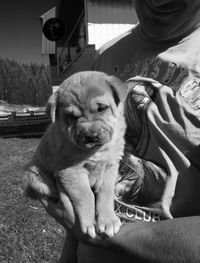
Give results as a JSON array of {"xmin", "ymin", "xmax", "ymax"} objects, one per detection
[{"xmin": 0, "ymin": 57, "xmax": 52, "ymax": 106}]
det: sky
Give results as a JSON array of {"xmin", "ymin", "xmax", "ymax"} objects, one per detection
[{"xmin": 0, "ymin": 0, "xmax": 56, "ymax": 65}]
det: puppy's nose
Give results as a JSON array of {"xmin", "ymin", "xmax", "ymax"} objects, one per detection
[
  {"xmin": 84, "ymin": 134, "xmax": 100, "ymax": 144},
  {"xmin": 78, "ymin": 131, "xmax": 100, "ymax": 144}
]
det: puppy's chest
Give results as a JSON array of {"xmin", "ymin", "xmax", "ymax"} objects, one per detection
[{"xmin": 83, "ymin": 159, "xmax": 107, "ymax": 190}]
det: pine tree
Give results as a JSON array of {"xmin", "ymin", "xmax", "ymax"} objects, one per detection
[{"xmin": 0, "ymin": 57, "xmax": 51, "ymax": 106}]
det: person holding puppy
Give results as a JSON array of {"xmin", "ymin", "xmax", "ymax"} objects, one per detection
[{"xmin": 40, "ymin": 0, "xmax": 200, "ymax": 262}]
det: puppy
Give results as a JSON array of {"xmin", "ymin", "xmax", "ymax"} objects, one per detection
[{"xmin": 26, "ymin": 71, "xmax": 127, "ymax": 259}]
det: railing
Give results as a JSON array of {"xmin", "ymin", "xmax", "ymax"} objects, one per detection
[
  {"xmin": 0, "ymin": 111, "xmax": 48, "ymax": 121},
  {"xmin": 0, "ymin": 111, "xmax": 50, "ymax": 138}
]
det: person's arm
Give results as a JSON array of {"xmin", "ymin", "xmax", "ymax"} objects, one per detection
[{"xmin": 116, "ymin": 151, "xmax": 167, "ymax": 206}]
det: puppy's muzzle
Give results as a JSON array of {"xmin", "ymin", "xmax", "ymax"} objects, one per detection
[
  {"xmin": 77, "ymin": 127, "xmax": 111, "ymax": 148},
  {"xmin": 80, "ymin": 133, "xmax": 100, "ymax": 144}
]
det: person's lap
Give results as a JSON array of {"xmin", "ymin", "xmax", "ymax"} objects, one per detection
[
  {"xmin": 77, "ymin": 221, "xmax": 151, "ymax": 263},
  {"xmin": 77, "ymin": 243, "xmax": 128, "ymax": 263},
  {"xmin": 75, "ymin": 217, "xmax": 200, "ymax": 263}
]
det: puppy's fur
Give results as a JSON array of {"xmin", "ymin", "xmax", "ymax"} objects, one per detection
[{"xmin": 26, "ymin": 71, "xmax": 127, "ymax": 260}]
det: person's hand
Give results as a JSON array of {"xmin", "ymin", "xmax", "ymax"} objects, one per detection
[
  {"xmin": 40, "ymin": 195, "xmax": 106, "ymax": 245},
  {"xmin": 40, "ymin": 151, "xmax": 167, "ymax": 245},
  {"xmin": 40, "ymin": 196, "xmax": 74, "ymax": 231},
  {"xmin": 116, "ymin": 151, "xmax": 167, "ymax": 205}
]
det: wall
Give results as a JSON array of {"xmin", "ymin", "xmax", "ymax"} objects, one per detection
[{"xmin": 86, "ymin": 0, "xmax": 138, "ymax": 49}]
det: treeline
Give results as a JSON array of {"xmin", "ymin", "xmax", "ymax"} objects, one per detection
[{"xmin": 0, "ymin": 57, "xmax": 52, "ymax": 106}]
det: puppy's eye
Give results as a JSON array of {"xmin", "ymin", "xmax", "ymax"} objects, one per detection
[
  {"xmin": 97, "ymin": 104, "xmax": 109, "ymax": 112},
  {"xmin": 65, "ymin": 113, "xmax": 78, "ymax": 121}
]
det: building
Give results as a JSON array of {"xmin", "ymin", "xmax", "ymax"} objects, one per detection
[{"xmin": 40, "ymin": 0, "xmax": 138, "ymax": 91}]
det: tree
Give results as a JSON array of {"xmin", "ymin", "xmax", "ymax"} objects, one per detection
[{"xmin": 0, "ymin": 57, "xmax": 52, "ymax": 106}]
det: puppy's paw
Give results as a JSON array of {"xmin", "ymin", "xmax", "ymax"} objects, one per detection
[
  {"xmin": 81, "ymin": 223, "xmax": 97, "ymax": 239},
  {"xmin": 97, "ymin": 213, "xmax": 121, "ymax": 238}
]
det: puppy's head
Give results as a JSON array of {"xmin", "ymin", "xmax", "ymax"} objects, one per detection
[{"xmin": 46, "ymin": 71, "xmax": 127, "ymax": 151}]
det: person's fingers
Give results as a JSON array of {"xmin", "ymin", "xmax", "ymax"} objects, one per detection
[
  {"xmin": 39, "ymin": 197, "xmax": 48, "ymax": 208},
  {"xmin": 40, "ymin": 197, "xmax": 70, "ymax": 229},
  {"xmin": 59, "ymin": 188, "xmax": 76, "ymax": 225},
  {"xmin": 40, "ymin": 197, "xmax": 112, "ymax": 246}
]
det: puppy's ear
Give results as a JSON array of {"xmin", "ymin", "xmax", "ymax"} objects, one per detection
[
  {"xmin": 46, "ymin": 92, "xmax": 58, "ymax": 123},
  {"xmin": 106, "ymin": 76, "xmax": 128, "ymax": 106}
]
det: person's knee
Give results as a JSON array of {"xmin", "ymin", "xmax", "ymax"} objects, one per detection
[{"xmin": 77, "ymin": 242, "xmax": 125, "ymax": 263}]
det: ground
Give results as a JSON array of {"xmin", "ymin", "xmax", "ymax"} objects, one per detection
[{"xmin": 0, "ymin": 138, "xmax": 65, "ymax": 263}]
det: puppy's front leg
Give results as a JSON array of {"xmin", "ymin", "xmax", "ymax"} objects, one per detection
[
  {"xmin": 57, "ymin": 168, "xmax": 96, "ymax": 238},
  {"xmin": 96, "ymin": 164, "xmax": 121, "ymax": 237}
]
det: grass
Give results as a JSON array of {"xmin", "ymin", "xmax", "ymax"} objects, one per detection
[{"xmin": 0, "ymin": 138, "xmax": 65, "ymax": 263}]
